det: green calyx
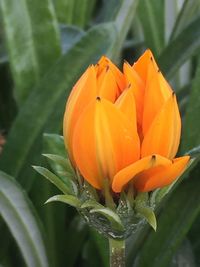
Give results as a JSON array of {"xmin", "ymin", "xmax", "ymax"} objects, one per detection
[{"xmin": 34, "ymin": 133, "xmax": 177, "ymax": 240}]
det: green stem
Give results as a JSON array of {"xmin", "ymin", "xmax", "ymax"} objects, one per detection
[{"xmin": 109, "ymin": 238, "xmax": 126, "ymax": 267}]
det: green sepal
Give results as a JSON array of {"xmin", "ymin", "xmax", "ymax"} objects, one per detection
[
  {"xmin": 42, "ymin": 153, "xmax": 76, "ymax": 178},
  {"xmin": 33, "ymin": 165, "xmax": 74, "ymax": 195},
  {"xmin": 135, "ymin": 205, "xmax": 157, "ymax": 231},
  {"xmin": 81, "ymin": 200, "xmax": 104, "ymax": 210},
  {"xmin": 43, "ymin": 133, "xmax": 66, "ymax": 157},
  {"xmin": 45, "ymin": 194, "xmax": 81, "ymax": 208},
  {"xmin": 90, "ymin": 207, "xmax": 124, "ymax": 231},
  {"xmin": 135, "ymin": 192, "xmax": 157, "ymax": 231}
]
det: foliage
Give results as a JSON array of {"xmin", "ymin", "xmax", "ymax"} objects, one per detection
[{"xmin": 0, "ymin": 0, "xmax": 200, "ymax": 266}]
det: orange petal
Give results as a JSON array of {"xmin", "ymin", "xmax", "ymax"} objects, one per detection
[
  {"xmin": 134, "ymin": 156, "xmax": 190, "ymax": 192},
  {"xmin": 141, "ymin": 93, "xmax": 181, "ymax": 159},
  {"xmin": 97, "ymin": 66, "xmax": 119, "ymax": 102},
  {"xmin": 115, "ymin": 87, "xmax": 138, "ymax": 133},
  {"xmin": 123, "ymin": 62, "xmax": 145, "ymax": 130},
  {"xmin": 63, "ymin": 65, "xmax": 97, "ymax": 161},
  {"xmin": 133, "ymin": 49, "xmax": 157, "ymax": 83},
  {"xmin": 142, "ymin": 58, "xmax": 172, "ymax": 135},
  {"xmin": 97, "ymin": 56, "xmax": 125, "ymax": 93},
  {"xmin": 72, "ymin": 98, "xmax": 140, "ymax": 189},
  {"xmin": 112, "ymin": 154, "xmax": 171, "ymax": 192}
]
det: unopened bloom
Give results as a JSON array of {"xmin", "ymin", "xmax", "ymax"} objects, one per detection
[{"xmin": 63, "ymin": 50, "xmax": 190, "ymax": 193}]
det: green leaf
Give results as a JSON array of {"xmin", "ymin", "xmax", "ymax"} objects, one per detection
[
  {"xmin": 81, "ymin": 200, "xmax": 104, "ymax": 210},
  {"xmin": 158, "ymin": 16, "xmax": 200, "ymax": 79},
  {"xmin": 33, "ymin": 166, "xmax": 73, "ymax": 195},
  {"xmin": 110, "ymin": 0, "xmax": 139, "ymax": 59},
  {"xmin": 137, "ymin": 0, "xmax": 165, "ymax": 56},
  {"xmin": 0, "ymin": 23, "xmax": 117, "ymax": 189},
  {"xmin": 46, "ymin": 194, "xmax": 81, "ymax": 208},
  {"xmin": 170, "ymin": 0, "xmax": 200, "ymax": 40},
  {"xmin": 138, "ymin": 170, "xmax": 200, "ymax": 267},
  {"xmin": 90, "ymin": 208, "xmax": 124, "ymax": 231},
  {"xmin": 60, "ymin": 25, "xmax": 85, "ymax": 54},
  {"xmin": 43, "ymin": 133, "xmax": 66, "ymax": 158},
  {"xmin": 0, "ymin": 0, "xmax": 61, "ymax": 104},
  {"xmin": 136, "ymin": 206, "xmax": 157, "ymax": 231},
  {"xmin": 181, "ymin": 61, "xmax": 200, "ymax": 152},
  {"xmin": 0, "ymin": 170, "xmax": 49, "ymax": 267}
]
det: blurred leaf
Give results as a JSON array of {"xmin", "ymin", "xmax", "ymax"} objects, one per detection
[
  {"xmin": 0, "ymin": 0, "xmax": 61, "ymax": 104},
  {"xmin": 170, "ymin": 239, "xmax": 196, "ymax": 267},
  {"xmin": 98, "ymin": 0, "xmax": 122, "ymax": 22},
  {"xmin": 54, "ymin": 0, "xmax": 96, "ymax": 28},
  {"xmin": 33, "ymin": 166, "xmax": 73, "ymax": 195},
  {"xmin": 159, "ymin": 16, "xmax": 200, "ymax": 79},
  {"xmin": 43, "ymin": 134, "xmax": 66, "ymax": 158},
  {"xmin": 0, "ymin": 170, "xmax": 49, "ymax": 267},
  {"xmin": 60, "ymin": 25, "xmax": 85, "ymax": 54},
  {"xmin": 137, "ymin": 171, "xmax": 200, "ymax": 267},
  {"xmin": 181, "ymin": 61, "xmax": 200, "ymax": 152},
  {"xmin": 137, "ymin": 0, "xmax": 165, "ymax": 56},
  {"xmin": 0, "ymin": 23, "xmax": 117, "ymax": 189},
  {"xmin": 170, "ymin": 0, "xmax": 200, "ymax": 40},
  {"xmin": 65, "ymin": 216, "xmax": 88, "ymax": 267},
  {"xmin": 110, "ymin": 0, "xmax": 139, "ymax": 59}
]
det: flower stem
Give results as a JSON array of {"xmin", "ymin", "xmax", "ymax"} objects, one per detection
[{"xmin": 109, "ymin": 238, "xmax": 125, "ymax": 267}]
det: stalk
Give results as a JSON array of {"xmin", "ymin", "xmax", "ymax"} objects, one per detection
[{"xmin": 109, "ymin": 238, "xmax": 125, "ymax": 267}]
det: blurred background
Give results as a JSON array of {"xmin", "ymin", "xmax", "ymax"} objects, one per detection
[{"xmin": 0, "ymin": 0, "xmax": 200, "ymax": 266}]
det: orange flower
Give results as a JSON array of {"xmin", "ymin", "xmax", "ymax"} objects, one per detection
[{"xmin": 63, "ymin": 50, "xmax": 190, "ymax": 193}]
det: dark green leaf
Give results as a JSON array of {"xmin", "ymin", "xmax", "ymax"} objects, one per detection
[
  {"xmin": 0, "ymin": 170, "xmax": 49, "ymax": 267},
  {"xmin": 43, "ymin": 134, "xmax": 66, "ymax": 158},
  {"xmin": 137, "ymin": 0, "xmax": 165, "ymax": 56},
  {"xmin": 46, "ymin": 194, "xmax": 81, "ymax": 208},
  {"xmin": 159, "ymin": 16, "xmax": 200, "ymax": 79},
  {"xmin": 0, "ymin": 0, "xmax": 61, "ymax": 104}
]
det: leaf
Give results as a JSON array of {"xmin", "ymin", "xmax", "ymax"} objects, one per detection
[
  {"xmin": 181, "ymin": 61, "xmax": 200, "ymax": 152},
  {"xmin": 110, "ymin": 0, "xmax": 139, "ymax": 59},
  {"xmin": 137, "ymin": 0, "xmax": 165, "ymax": 56},
  {"xmin": 46, "ymin": 194, "xmax": 81, "ymax": 208},
  {"xmin": 170, "ymin": 0, "xmax": 200, "ymax": 40},
  {"xmin": 137, "ymin": 170, "xmax": 200, "ymax": 267},
  {"xmin": 60, "ymin": 25, "xmax": 85, "ymax": 54},
  {"xmin": 0, "ymin": 170, "xmax": 49, "ymax": 267},
  {"xmin": 158, "ymin": 16, "xmax": 200, "ymax": 79},
  {"xmin": 43, "ymin": 133, "xmax": 66, "ymax": 158},
  {"xmin": 33, "ymin": 166, "xmax": 73, "ymax": 195},
  {"xmin": 81, "ymin": 200, "xmax": 104, "ymax": 210},
  {"xmin": 0, "ymin": 0, "xmax": 61, "ymax": 104},
  {"xmin": 0, "ymin": 23, "xmax": 117, "ymax": 189}
]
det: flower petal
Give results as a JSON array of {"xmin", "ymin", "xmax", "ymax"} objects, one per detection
[
  {"xmin": 123, "ymin": 62, "xmax": 145, "ymax": 129},
  {"xmin": 141, "ymin": 93, "xmax": 181, "ymax": 159},
  {"xmin": 133, "ymin": 49, "xmax": 157, "ymax": 83},
  {"xmin": 97, "ymin": 56, "xmax": 125, "ymax": 93},
  {"xmin": 134, "ymin": 156, "xmax": 190, "ymax": 192},
  {"xmin": 72, "ymin": 98, "xmax": 140, "ymax": 189},
  {"xmin": 97, "ymin": 66, "xmax": 119, "ymax": 102},
  {"xmin": 142, "ymin": 57, "xmax": 172, "ymax": 135},
  {"xmin": 115, "ymin": 87, "xmax": 138, "ymax": 133},
  {"xmin": 112, "ymin": 154, "xmax": 171, "ymax": 192},
  {"xmin": 63, "ymin": 65, "xmax": 97, "ymax": 160}
]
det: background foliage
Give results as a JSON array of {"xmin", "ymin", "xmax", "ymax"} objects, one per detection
[{"xmin": 0, "ymin": 0, "xmax": 200, "ymax": 266}]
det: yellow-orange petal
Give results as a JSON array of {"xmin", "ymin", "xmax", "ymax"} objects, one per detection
[
  {"xmin": 142, "ymin": 58, "xmax": 172, "ymax": 135},
  {"xmin": 123, "ymin": 62, "xmax": 145, "ymax": 128},
  {"xmin": 97, "ymin": 56, "xmax": 125, "ymax": 93},
  {"xmin": 115, "ymin": 87, "xmax": 138, "ymax": 133},
  {"xmin": 141, "ymin": 93, "xmax": 181, "ymax": 159},
  {"xmin": 133, "ymin": 49, "xmax": 157, "ymax": 83},
  {"xmin": 63, "ymin": 65, "xmax": 97, "ymax": 161},
  {"xmin": 112, "ymin": 154, "xmax": 171, "ymax": 192},
  {"xmin": 134, "ymin": 156, "xmax": 190, "ymax": 192},
  {"xmin": 97, "ymin": 66, "xmax": 119, "ymax": 102},
  {"xmin": 72, "ymin": 98, "xmax": 140, "ymax": 189}
]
